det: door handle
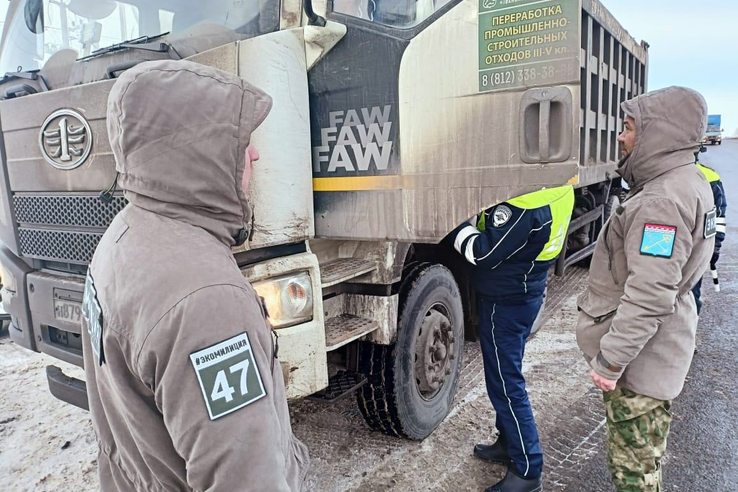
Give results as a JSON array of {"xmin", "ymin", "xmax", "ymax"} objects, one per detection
[{"xmin": 519, "ymin": 87, "xmax": 573, "ymax": 163}]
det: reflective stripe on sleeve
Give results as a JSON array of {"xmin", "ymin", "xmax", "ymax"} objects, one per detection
[
  {"xmin": 454, "ymin": 225, "xmax": 479, "ymax": 254},
  {"xmin": 465, "ymin": 236, "xmax": 479, "ymax": 265}
]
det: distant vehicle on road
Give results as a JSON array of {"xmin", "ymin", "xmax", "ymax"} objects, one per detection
[{"xmin": 703, "ymin": 114, "xmax": 723, "ymax": 145}]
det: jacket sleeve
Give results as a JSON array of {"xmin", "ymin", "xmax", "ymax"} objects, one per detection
[
  {"xmin": 138, "ymin": 284, "xmax": 293, "ymax": 492},
  {"xmin": 712, "ymin": 180, "xmax": 727, "ymax": 262},
  {"xmin": 593, "ymin": 198, "xmax": 693, "ymax": 380},
  {"xmin": 450, "ymin": 204, "xmax": 536, "ymax": 269}
]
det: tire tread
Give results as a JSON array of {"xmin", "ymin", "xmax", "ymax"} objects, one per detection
[{"xmin": 356, "ymin": 262, "xmax": 437, "ymax": 439}]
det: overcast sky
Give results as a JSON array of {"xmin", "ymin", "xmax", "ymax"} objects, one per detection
[{"xmin": 604, "ymin": 0, "xmax": 738, "ymax": 138}]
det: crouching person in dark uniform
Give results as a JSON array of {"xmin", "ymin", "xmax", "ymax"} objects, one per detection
[
  {"xmin": 692, "ymin": 151, "xmax": 727, "ymax": 313},
  {"xmin": 449, "ymin": 185, "xmax": 574, "ymax": 492}
]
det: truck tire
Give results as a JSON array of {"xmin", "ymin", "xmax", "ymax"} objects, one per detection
[{"xmin": 357, "ymin": 263, "xmax": 465, "ymax": 440}]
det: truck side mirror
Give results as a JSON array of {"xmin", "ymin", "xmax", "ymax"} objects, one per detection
[{"xmin": 24, "ymin": 0, "xmax": 44, "ymax": 34}]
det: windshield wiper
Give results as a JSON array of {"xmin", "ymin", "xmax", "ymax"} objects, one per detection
[{"xmin": 78, "ymin": 32, "xmax": 172, "ymax": 62}]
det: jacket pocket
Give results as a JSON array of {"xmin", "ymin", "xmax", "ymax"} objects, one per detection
[
  {"xmin": 577, "ymin": 289, "xmax": 619, "ymax": 320},
  {"xmin": 606, "ymin": 238, "xmax": 620, "ymax": 285},
  {"xmin": 576, "ymin": 290, "xmax": 620, "ymax": 360},
  {"xmin": 603, "ymin": 221, "xmax": 622, "ymax": 285},
  {"xmin": 590, "ymin": 309, "xmax": 617, "ymax": 324}
]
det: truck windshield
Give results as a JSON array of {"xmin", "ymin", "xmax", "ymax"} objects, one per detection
[
  {"xmin": 0, "ymin": 0, "xmax": 279, "ymax": 75},
  {"xmin": 333, "ymin": 0, "xmax": 452, "ymax": 28},
  {"xmin": 706, "ymin": 115, "xmax": 721, "ymax": 131}
]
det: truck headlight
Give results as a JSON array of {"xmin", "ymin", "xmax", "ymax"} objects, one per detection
[
  {"xmin": 0, "ymin": 260, "xmax": 16, "ymax": 293},
  {"xmin": 252, "ymin": 272, "xmax": 313, "ymax": 329}
]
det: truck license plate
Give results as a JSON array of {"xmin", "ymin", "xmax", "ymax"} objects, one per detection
[{"xmin": 54, "ymin": 300, "xmax": 83, "ymax": 324}]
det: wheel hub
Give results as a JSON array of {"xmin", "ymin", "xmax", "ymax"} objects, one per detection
[{"xmin": 414, "ymin": 307, "xmax": 455, "ymax": 399}]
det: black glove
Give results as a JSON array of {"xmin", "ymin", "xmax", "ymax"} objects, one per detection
[{"xmin": 710, "ymin": 251, "xmax": 719, "ymax": 270}]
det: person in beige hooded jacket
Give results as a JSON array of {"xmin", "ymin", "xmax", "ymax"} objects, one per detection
[
  {"xmin": 576, "ymin": 86, "xmax": 715, "ymax": 491},
  {"xmin": 81, "ymin": 60, "xmax": 309, "ymax": 492}
]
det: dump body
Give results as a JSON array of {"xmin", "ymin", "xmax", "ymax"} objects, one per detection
[
  {"xmin": 310, "ymin": 0, "xmax": 647, "ymax": 242},
  {"xmin": 578, "ymin": 0, "xmax": 648, "ymax": 183}
]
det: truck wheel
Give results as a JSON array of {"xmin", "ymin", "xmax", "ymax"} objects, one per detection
[{"xmin": 357, "ymin": 263, "xmax": 464, "ymax": 440}]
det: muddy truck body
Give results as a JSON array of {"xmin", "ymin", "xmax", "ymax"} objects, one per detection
[{"xmin": 0, "ymin": 0, "xmax": 646, "ymax": 439}]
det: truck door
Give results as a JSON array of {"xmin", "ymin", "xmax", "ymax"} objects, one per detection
[{"xmin": 310, "ymin": 0, "xmax": 581, "ymax": 242}]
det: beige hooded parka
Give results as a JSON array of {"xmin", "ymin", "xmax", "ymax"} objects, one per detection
[
  {"xmin": 81, "ymin": 60, "xmax": 309, "ymax": 492},
  {"xmin": 576, "ymin": 86, "xmax": 715, "ymax": 401}
]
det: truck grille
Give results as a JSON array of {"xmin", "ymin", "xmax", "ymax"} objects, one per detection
[
  {"xmin": 14, "ymin": 195, "xmax": 127, "ymax": 227},
  {"xmin": 13, "ymin": 194, "xmax": 127, "ymax": 264},
  {"xmin": 18, "ymin": 228, "xmax": 104, "ymax": 264}
]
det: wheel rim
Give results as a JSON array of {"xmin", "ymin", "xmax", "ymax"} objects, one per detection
[{"xmin": 414, "ymin": 302, "xmax": 455, "ymax": 401}]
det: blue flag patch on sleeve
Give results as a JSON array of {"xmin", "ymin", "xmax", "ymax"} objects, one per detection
[{"xmin": 640, "ymin": 224, "xmax": 677, "ymax": 258}]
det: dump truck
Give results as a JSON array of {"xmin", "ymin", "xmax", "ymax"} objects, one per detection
[
  {"xmin": 0, "ymin": 0, "xmax": 647, "ymax": 440},
  {"xmin": 703, "ymin": 114, "xmax": 722, "ymax": 145}
]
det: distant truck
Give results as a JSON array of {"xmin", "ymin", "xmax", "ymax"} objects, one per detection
[{"xmin": 704, "ymin": 114, "xmax": 723, "ymax": 145}]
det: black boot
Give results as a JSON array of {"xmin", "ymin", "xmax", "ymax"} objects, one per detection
[
  {"xmin": 473, "ymin": 438, "xmax": 511, "ymax": 465},
  {"xmin": 484, "ymin": 469, "xmax": 542, "ymax": 492}
]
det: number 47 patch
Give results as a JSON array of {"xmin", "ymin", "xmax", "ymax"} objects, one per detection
[{"xmin": 190, "ymin": 333, "xmax": 267, "ymax": 420}]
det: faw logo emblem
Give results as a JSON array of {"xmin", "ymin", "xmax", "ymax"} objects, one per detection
[
  {"xmin": 313, "ymin": 105, "xmax": 394, "ymax": 175},
  {"xmin": 39, "ymin": 109, "xmax": 93, "ymax": 170}
]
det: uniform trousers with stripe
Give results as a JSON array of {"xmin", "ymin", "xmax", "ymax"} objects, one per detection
[{"xmin": 479, "ymin": 295, "xmax": 544, "ymax": 478}]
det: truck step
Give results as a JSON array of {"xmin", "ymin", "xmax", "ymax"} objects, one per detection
[
  {"xmin": 320, "ymin": 258, "xmax": 377, "ymax": 288},
  {"xmin": 306, "ymin": 370, "xmax": 367, "ymax": 403},
  {"xmin": 324, "ymin": 314, "xmax": 378, "ymax": 351}
]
